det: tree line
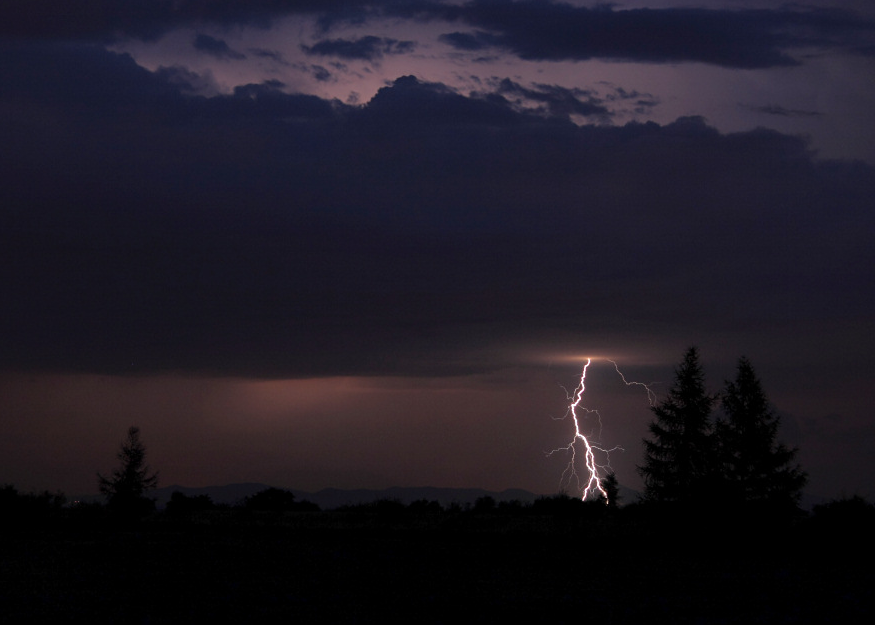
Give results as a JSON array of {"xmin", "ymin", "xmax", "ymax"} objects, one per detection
[{"xmin": 638, "ymin": 346, "xmax": 807, "ymax": 515}]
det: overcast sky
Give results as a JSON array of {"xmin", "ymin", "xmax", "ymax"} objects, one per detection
[{"xmin": 1, "ymin": 1, "xmax": 873, "ymax": 501}]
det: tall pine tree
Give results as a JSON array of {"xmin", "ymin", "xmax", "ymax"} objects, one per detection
[
  {"xmin": 98, "ymin": 426, "xmax": 159, "ymax": 517},
  {"xmin": 716, "ymin": 357, "xmax": 807, "ymax": 510},
  {"xmin": 638, "ymin": 347, "xmax": 718, "ymax": 504}
]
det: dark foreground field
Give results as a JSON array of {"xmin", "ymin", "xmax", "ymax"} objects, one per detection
[{"xmin": 2, "ymin": 504, "xmax": 871, "ymax": 624}]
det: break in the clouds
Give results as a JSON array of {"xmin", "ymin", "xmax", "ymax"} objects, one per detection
[
  {"xmin": 2, "ymin": 1, "xmax": 873, "ymax": 68},
  {"xmin": 302, "ymin": 35, "xmax": 416, "ymax": 60}
]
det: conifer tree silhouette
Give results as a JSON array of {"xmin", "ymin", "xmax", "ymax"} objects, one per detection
[
  {"xmin": 716, "ymin": 357, "xmax": 806, "ymax": 509},
  {"xmin": 98, "ymin": 426, "xmax": 158, "ymax": 516},
  {"xmin": 638, "ymin": 347, "xmax": 718, "ymax": 504}
]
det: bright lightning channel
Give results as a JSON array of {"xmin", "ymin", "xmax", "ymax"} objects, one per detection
[{"xmin": 548, "ymin": 357, "xmax": 656, "ymax": 503}]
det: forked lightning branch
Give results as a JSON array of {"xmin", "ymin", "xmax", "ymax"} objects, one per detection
[{"xmin": 549, "ymin": 358, "xmax": 655, "ymax": 503}]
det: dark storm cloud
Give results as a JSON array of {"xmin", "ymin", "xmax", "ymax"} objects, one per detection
[
  {"xmin": 1, "ymin": 41, "xmax": 873, "ymax": 378},
  {"xmin": 154, "ymin": 65, "xmax": 220, "ymax": 95},
  {"xmin": 740, "ymin": 103, "xmax": 823, "ymax": 117},
  {"xmin": 438, "ymin": 30, "xmax": 497, "ymax": 52},
  {"xmin": 302, "ymin": 35, "xmax": 416, "ymax": 60},
  {"xmin": 0, "ymin": 0, "xmax": 367, "ymax": 41},
  {"xmin": 310, "ymin": 64, "xmax": 333, "ymax": 81},
  {"xmin": 250, "ymin": 47, "xmax": 290, "ymax": 64},
  {"xmin": 439, "ymin": 2, "xmax": 875, "ymax": 68},
  {"xmin": 492, "ymin": 78, "xmax": 611, "ymax": 121},
  {"xmin": 604, "ymin": 86, "xmax": 659, "ymax": 114},
  {"xmin": 193, "ymin": 33, "xmax": 246, "ymax": 60},
  {"xmin": 2, "ymin": 2, "xmax": 872, "ymax": 68}
]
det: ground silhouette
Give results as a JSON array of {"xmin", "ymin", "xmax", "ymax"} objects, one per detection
[{"xmin": 2, "ymin": 489, "xmax": 872, "ymax": 623}]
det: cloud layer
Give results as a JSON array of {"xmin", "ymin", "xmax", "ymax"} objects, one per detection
[
  {"xmin": 1, "ymin": 40, "xmax": 872, "ymax": 378},
  {"xmin": 2, "ymin": 1, "xmax": 873, "ymax": 68}
]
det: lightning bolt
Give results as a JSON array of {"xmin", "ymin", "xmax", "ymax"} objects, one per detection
[
  {"xmin": 549, "ymin": 358, "xmax": 620, "ymax": 502},
  {"xmin": 608, "ymin": 359, "xmax": 658, "ymax": 406},
  {"xmin": 548, "ymin": 358, "xmax": 657, "ymax": 503}
]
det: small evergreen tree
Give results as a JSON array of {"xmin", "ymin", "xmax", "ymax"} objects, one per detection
[
  {"xmin": 716, "ymin": 357, "xmax": 806, "ymax": 509},
  {"xmin": 638, "ymin": 347, "xmax": 718, "ymax": 505},
  {"xmin": 98, "ymin": 426, "xmax": 159, "ymax": 516},
  {"xmin": 602, "ymin": 471, "xmax": 620, "ymax": 508}
]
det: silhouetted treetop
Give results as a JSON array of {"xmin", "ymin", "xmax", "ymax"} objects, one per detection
[
  {"xmin": 638, "ymin": 347, "xmax": 719, "ymax": 505},
  {"xmin": 602, "ymin": 471, "xmax": 620, "ymax": 508},
  {"xmin": 97, "ymin": 426, "xmax": 158, "ymax": 517},
  {"xmin": 716, "ymin": 356, "xmax": 807, "ymax": 509}
]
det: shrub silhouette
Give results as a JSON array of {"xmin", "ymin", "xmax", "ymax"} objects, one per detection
[
  {"xmin": 811, "ymin": 495, "xmax": 875, "ymax": 535},
  {"xmin": 472, "ymin": 495, "xmax": 497, "ymax": 513},
  {"xmin": 241, "ymin": 487, "xmax": 319, "ymax": 512},
  {"xmin": 408, "ymin": 499, "xmax": 443, "ymax": 514},
  {"xmin": 1, "ymin": 484, "xmax": 65, "ymax": 527},
  {"xmin": 166, "ymin": 491, "xmax": 216, "ymax": 519}
]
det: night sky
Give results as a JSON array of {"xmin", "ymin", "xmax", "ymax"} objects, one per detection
[{"xmin": 2, "ymin": 0, "xmax": 873, "ymax": 501}]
